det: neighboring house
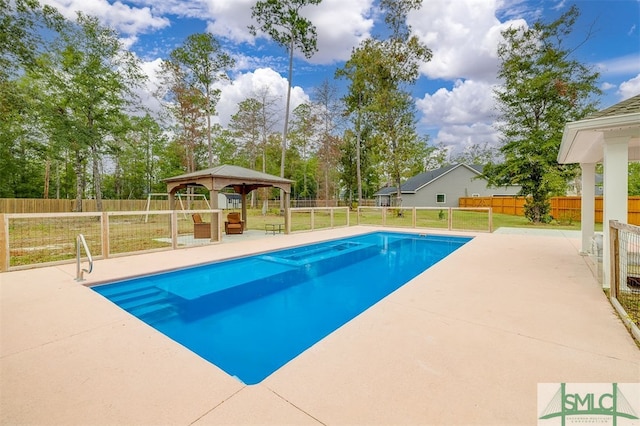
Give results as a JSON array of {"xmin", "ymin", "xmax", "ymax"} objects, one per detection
[
  {"xmin": 374, "ymin": 163, "xmax": 521, "ymax": 208},
  {"xmin": 566, "ymin": 173, "xmax": 604, "ymax": 196}
]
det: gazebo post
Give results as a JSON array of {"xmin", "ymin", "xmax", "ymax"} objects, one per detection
[
  {"xmin": 284, "ymin": 190, "xmax": 290, "ymax": 234},
  {"xmin": 168, "ymin": 191, "xmax": 176, "ymax": 210},
  {"xmin": 167, "ymin": 189, "xmax": 178, "ymax": 249},
  {"xmin": 241, "ymin": 191, "xmax": 248, "ymax": 230},
  {"xmin": 209, "ymin": 188, "xmax": 219, "ymax": 241}
]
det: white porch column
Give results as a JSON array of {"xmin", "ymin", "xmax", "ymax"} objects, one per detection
[
  {"xmin": 580, "ymin": 163, "xmax": 596, "ymax": 255},
  {"xmin": 602, "ymin": 136, "xmax": 629, "ymax": 288}
]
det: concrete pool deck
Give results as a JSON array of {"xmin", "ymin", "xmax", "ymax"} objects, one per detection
[{"xmin": 1, "ymin": 226, "xmax": 639, "ymax": 425}]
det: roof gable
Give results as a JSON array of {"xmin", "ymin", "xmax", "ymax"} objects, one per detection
[
  {"xmin": 374, "ymin": 163, "xmax": 483, "ymax": 195},
  {"xmin": 406, "ymin": 164, "xmax": 483, "ymax": 193}
]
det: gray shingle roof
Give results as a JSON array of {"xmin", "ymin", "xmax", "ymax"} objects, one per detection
[
  {"xmin": 587, "ymin": 94, "xmax": 640, "ymax": 119},
  {"xmin": 163, "ymin": 165, "xmax": 292, "ymax": 184},
  {"xmin": 374, "ymin": 164, "xmax": 483, "ymax": 196}
]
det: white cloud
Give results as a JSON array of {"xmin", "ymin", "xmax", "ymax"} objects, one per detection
[
  {"xmin": 409, "ymin": 0, "xmax": 526, "ymax": 81},
  {"xmin": 595, "ymin": 54, "xmax": 640, "ymax": 77},
  {"xmin": 231, "ymin": 52, "xmax": 283, "ymax": 74},
  {"xmin": 134, "ymin": 58, "xmax": 165, "ymax": 118},
  {"xmin": 619, "ymin": 74, "xmax": 640, "ymax": 100},
  {"xmin": 601, "ymin": 82, "xmax": 616, "ymax": 91},
  {"xmin": 140, "ymin": 58, "xmax": 164, "ymax": 92},
  {"xmin": 303, "ymin": 0, "xmax": 374, "ymax": 64},
  {"xmin": 119, "ymin": 35, "xmax": 139, "ymax": 51},
  {"xmin": 551, "ymin": 0, "xmax": 567, "ymax": 11},
  {"xmin": 136, "ymin": 60, "xmax": 311, "ymax": 132},
  {"xmin": 215, "ymin": 68, "xmax": 310, "ymax": 128},
  {"xmin": 434, "ymin": 123, "xmax": 501, "ymax": 155},
  {"xmin": 417, "ymin": 80, "xmax": 497, "ymax": 127},
  {"xmin": 202, "ymin": 0, "xmax": 374, "ymax": 65},
  {"xmin": 416, "ymin": 79, "xmax": 499, "ymax": 153},
  {"xmin": 123, "ymin": 0, "xmax": 211, "ymax": 19},
  {"xmin": 40, "ymin": 0, "xmax": 169, "ymax": 34},
  {"xmin": 205, "ymin": 0, "xmax": 256, "ymax": 44}
]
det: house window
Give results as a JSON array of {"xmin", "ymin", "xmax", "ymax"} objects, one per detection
[{"xmin": 436, "ymin": 193, "xmax": 446, "ymax": 203}]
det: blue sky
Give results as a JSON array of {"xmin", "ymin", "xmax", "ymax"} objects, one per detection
[{"xmin": 40, "ymin": 0, "xmax": 640, "ymax": 155}]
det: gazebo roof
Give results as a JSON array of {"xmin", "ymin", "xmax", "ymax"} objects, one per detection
[
  {"xmin": 163, "ymin": 165, "xmax": 292, "ymax": 194},
  {"xmin": 164, "ymin": 165, "xmax": 292, "ymax": 185},
  {"xmin": 558, "ymin": 94, "xmax": 640, "ymax": 164}
]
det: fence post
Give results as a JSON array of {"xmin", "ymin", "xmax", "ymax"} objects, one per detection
[
  {"xmin": 102, "ymin": 212, "xmax": 110, "ymax": 259},
  {"xmin": 488, "ymin": 208, "xmax": 493, "ymax": 233},
  {"xmin": 311, "ymin": 209, "xmax": 315, "ymax": 230},
  {"xmin": 0, "ymin": 214, "xmax": 8, "ymax": 272},
  {"xmin": 609, "ymin": 220, "xmax": 620, "ymax": 300},
  {"xmin": 171, "ymin": 210, "xmax": 178, "ymax": 249},
  {"xmin": 447, "ymin": 208, "xmax": 453, "ymax": 230},
  {"xmin": 412, "ymin": 207, "xmax": 416, "ymax": 228}
]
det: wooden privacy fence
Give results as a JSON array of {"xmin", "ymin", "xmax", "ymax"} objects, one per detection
[
  {"xmin": 0, "ymin": 198, "xmax": 74, "ymax": 213},
  {"xmin": 0, "ymin": 198, "xmax": 376, "ymax": 214},
  {"xmin": 459, "ymin": 196, "xmax": 640, "ymax": 225},
  {"xmin": 0, "ymin": 198, "xmax": 210, "ymax": 213}
]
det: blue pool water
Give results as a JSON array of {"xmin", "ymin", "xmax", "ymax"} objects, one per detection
[{"xmin": 93, "ymin": 231, "xmax": 471, "ymax": 384}]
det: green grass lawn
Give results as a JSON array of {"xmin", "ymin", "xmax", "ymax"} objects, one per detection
[
  {"xmin": 242, "ymin": 209, "xmax": 603, "ymax": 232},
  {"xmin": 490, "ymin": 212, "xmax": 603, "ymax": 232}
]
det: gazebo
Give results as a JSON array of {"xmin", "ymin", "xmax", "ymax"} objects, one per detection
[
  {"xmin": 163, "ymin": 165, "xmax": 293, "ymax": 238},
  {"xmin": 557, "ymin": 94, "xmax": 640, "ymax": 288}
]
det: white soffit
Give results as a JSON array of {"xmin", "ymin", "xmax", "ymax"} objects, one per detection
[{"xmin": 558, "ymin": 112, "xmax": 640, "ymax": 164}]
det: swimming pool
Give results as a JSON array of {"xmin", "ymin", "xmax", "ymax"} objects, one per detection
[{"xmin": 93, "ymin": 231, "xmax": 471, "ymax": 384}]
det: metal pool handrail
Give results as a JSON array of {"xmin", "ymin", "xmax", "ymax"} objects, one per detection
[{"xmin": 75, "ymin": 234, "xmax": 93, "ymax": 282}]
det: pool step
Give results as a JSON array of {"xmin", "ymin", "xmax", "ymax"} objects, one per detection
[
  {"xmin": 137, "ymin": 305, "xmax": 178, "ymax": 325},
  {"xmin": 131, "ymin": 302, "xmax": 177, "ymax": 323},
  {"xmin": 108, "ymin": 287, "xmax": 162, "ymax": 305},
  {"xmin": 95, "ymin": 283, "xmax": 178, "ymax": 324},
  {"xmin": 119, "ymin": 292, "xmax": 167, "ymax": 311},
  {"xmin": 97, "ymin": 281, "xmax": 158, "ymax": 298}
]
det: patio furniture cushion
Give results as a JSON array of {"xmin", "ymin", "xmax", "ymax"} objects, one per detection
[
  {"xmin": 225, "ymin": 212, "xmax": 244, "ymax": 235},
  {"xmin": 192, "ymin": 213, "xmax": 211, "ymax": 239}
]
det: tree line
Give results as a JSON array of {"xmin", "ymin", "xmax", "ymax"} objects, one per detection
[{"xmin": 2, "ymin": 0, "xmax": 613, "ymax": 222}]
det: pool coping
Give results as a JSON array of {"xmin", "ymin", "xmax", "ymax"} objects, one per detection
[{"xmin": 1, "ymin": 226, "xmax": 639, "ymax": 425}]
